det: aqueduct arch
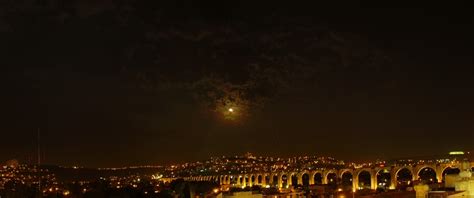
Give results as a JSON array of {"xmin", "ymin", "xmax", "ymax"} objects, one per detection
[
  {"xmin": 279, "ymin": 172, "xmax": 290, "ymax": 188},
  {"xmin": 375, "ymin": 168, "xmax": 391, "ymax": 189},
  {"xmin": 353, "ymin": 168, "xmax": 376, "ymax": 190},
  {"xmin": 289, "ymin": 172, "xmax": 298, "ymax": 186},
  {"xmin": 226, "ymin": 175, "xmax": 230, "ymax": 184},
  {"xmin": 340, "ymin": 171, "xmax": 354, "ymax": 189},
  {"xmin": 264, "ymin": 174, "xmax": 270, "ymax": 186},
  {"xmin": 339, "ymin": 169, "xmax": 353, "ymax": 179},
  {"xmin": 391, "ymin": 166, "xmax": 413, "ymax": 189},
  {"xmin": 183, "ymin": 161, "xmax": 474, "ymax": 193},
  {"xmin": 270, "ymin": 173, "xmax": 278, "ymax": 186},
  {"xmin": 441, "ymin": 167, "xmax": 460, "ymax": 183},
  {"xmin": 414, "ymin": 165, "xmax": 439, "ymax": 184},
  {"xmin": 297, "ymin": 171, "xmax": 311, "ymax": 186},
  {"xmin": 243, "ymin": 175, "xmax": 250, "ymax": 186},
  {"xmin": 238, "ymin": 175, "xmax": 244, "ymax": 186},
  {"xmin": 230, "ymin": 175, "xmax": 238, "ymax": 185},
  {"xmin": 323, "ymin": 169, "xmax": 337, "ymax": 184},
  {"xmin": 256, "ymin": 174, "xmax": 263, "ymax": 185},
  {"xmin": 311, "ymin": 171, "xmax": 323, "ymax": 185},
  {"xmin": 413, "ymin": 165, "xmax": 437, "ymax": 180}
]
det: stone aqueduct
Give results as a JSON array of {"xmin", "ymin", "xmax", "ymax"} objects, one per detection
[{"xmin": 183, "ymin": 162, "xmax": 474, "ymax": 190}]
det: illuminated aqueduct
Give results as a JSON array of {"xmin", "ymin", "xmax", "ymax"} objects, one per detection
[{"xmin": 183, "ymin": 162, "xmax": 474, "ymax": 190}]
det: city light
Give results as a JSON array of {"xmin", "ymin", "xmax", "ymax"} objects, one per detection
[
  {"xmin": 1, "ymin": 153, "xmax": 472, "ymax": 197},
  {"xmin": 449, "ymin": 151, "xmax": 464, "ymax": 155},
  {"xmin": 2, "ymin": 2, "xmax": 472, "ymax": 198}
]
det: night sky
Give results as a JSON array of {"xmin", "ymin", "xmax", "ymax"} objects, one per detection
[{"xmin": 1, "ymin": 1, "xmax": 473, "ymax": 167}]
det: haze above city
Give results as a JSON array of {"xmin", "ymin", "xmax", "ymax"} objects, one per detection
[{"xmin": 1, "ymin": 1, "xmax": 474, "ymax": 168}]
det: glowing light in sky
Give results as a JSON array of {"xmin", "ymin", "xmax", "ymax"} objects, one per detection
[
  {"xmin": 215, "ymin": 96, "xmax": 249, "ymax": 122},
  {"xmin": 449, "ymin": 151, "xmax": 464, "ymax": 155}
]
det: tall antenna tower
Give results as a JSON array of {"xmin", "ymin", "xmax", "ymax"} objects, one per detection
[{"xmin": 37, "ymin": 128, "xmax": 41, "ymax": 197}]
